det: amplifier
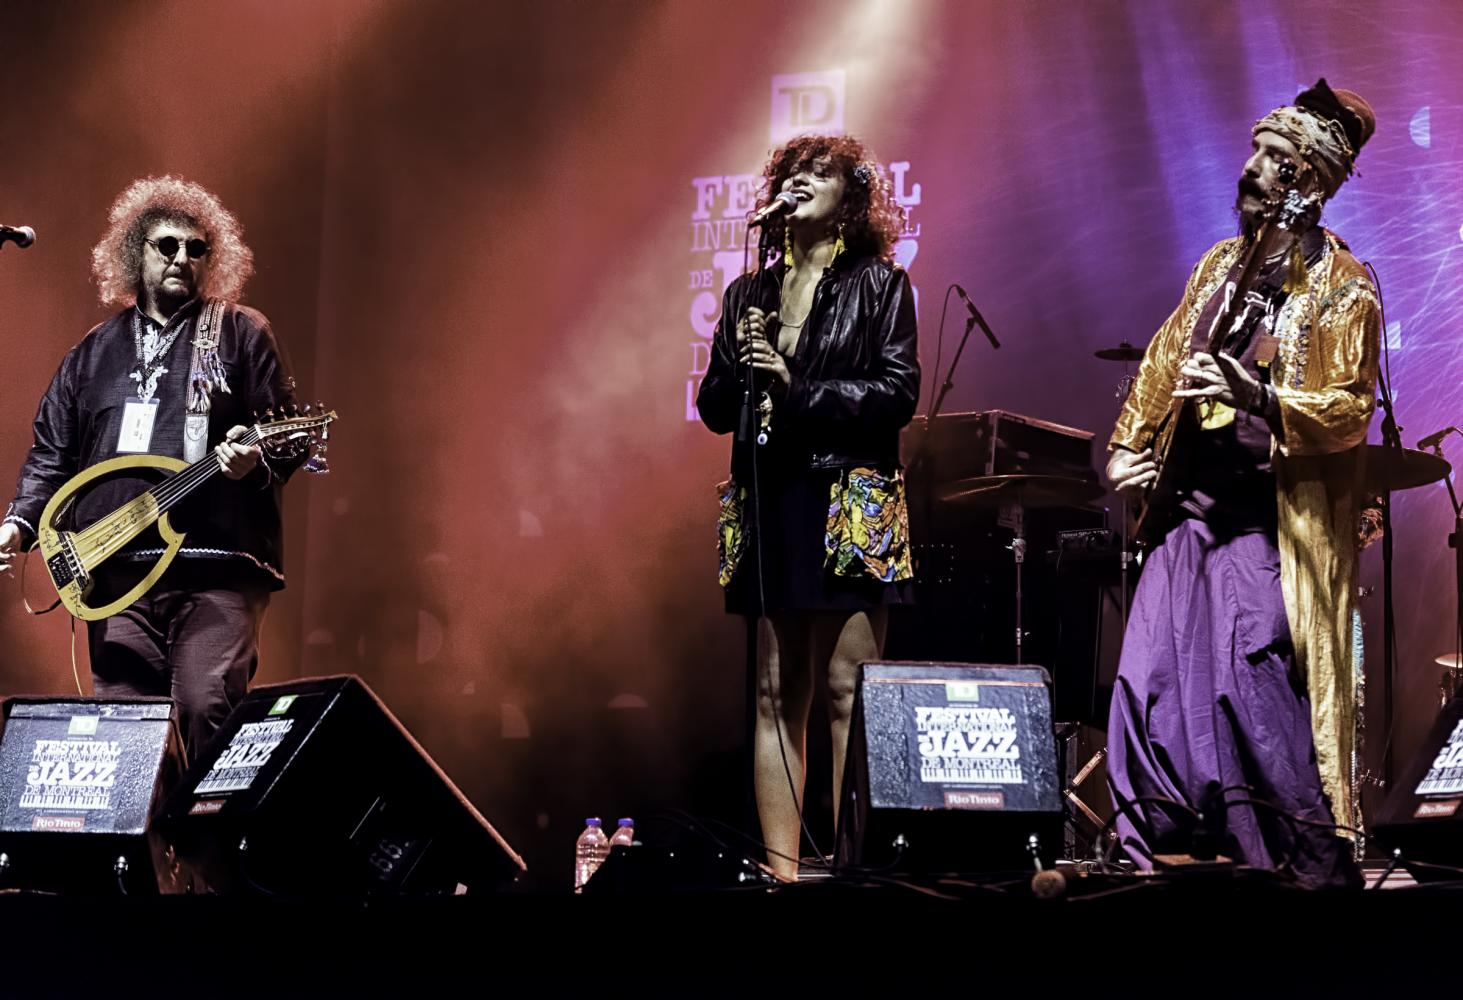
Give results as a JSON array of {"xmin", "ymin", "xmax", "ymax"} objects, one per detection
[
  {"xmin": 835, "ymin": 662, "xmax": 1062, "ymax": 873},
  {"xmin": 0, "ymin": 697, "xmax": 189, "ymax": 893},
  {"xmin": 155, "ymin": 675, "xmax": 525, "ymax": 896},
  {"xmin": 1374, "ymin": 694, "xmax": 1463, "ymax": 881}
]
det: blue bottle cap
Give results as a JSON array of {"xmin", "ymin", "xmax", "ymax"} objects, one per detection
[
  {"xmin": 617, "ymin": 818, "xmax": 634, "ymax": 827},
  {"xmin": 585, "ymin": 817, "xmax": 602, "ymax": 826}
]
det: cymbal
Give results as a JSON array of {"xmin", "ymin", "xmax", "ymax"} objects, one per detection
[
  {"xmin": 1438, "ymin": 652, "xmax": 1463, "ymax": 669},
  {"xmin": 1364, "ymin": 445, "xmax": 1451, "ymax": 494},
  {"xmin": 941, "ymin": 474, "xmax": 1105, "ymax": 509},
  {"xmin": 1094, "ymin": 342, "xmax": 1144, "ymax": 362}
]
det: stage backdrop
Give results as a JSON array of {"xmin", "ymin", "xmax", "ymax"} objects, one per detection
[{"xmin": 0, "ymin": 0, "xmax": 1458, "ymax": 883}]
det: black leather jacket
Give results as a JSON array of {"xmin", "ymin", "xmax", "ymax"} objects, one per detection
[{"xmin": 696, "ymin": 254, "xmax": 919, "ymax": 471}]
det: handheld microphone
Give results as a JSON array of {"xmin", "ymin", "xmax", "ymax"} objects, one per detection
[
  {"xmin": 746, "ymin": 191, "xmax": 799, "ymax": 228},
  {"xmin": 1030, "ymin": 866, "xmax": 1072, "ymax": 900},
  {"xmin": 0, "ymin": 225, "xmax": 36, "ymax": 249},
  {"xmin": 953, "ymin": 283, "xmax": 1000, "ymax": 349}
]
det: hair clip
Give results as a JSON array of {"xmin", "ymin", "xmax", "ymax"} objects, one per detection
[{"xmin": 853, "ymin": 164, "xmax": 872, "ymax": 185}]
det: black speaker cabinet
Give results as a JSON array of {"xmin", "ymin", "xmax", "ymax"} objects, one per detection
[
  {"xmin": 0, "ymin": 697, "xmax": 189, "ymax": 894},
  {"xmin": 1374, "ymin": 694, "xmax": 1463, "ymax": 881},
  {"xmin": 836, "ymin": 662, "xmax": 1062, "ymax": 873},
  {"xmin": 155, "ymin": 675, "xmax": 525, "ymax": 896}
]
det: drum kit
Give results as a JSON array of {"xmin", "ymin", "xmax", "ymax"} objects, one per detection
[
  {"xmin": 940, "ymin": 473, "xmax": 1104, "ymax": 666},
  {"xmin": 926, "ymin": 343, "xmax": 1147, "ymax": 672}
]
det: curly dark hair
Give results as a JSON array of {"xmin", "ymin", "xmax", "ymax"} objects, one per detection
[
  {"xmin": 753, "ymin": 134, "xmax": 906, "ymax": 261},
  {"xmin": 91, "ymin": 176, "xmax": 254, "ymax": 308}
]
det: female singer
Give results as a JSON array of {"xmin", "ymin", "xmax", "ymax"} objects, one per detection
[{"xmin": 696, "ymin": 135, "xmax": 919, "ymax": 880}]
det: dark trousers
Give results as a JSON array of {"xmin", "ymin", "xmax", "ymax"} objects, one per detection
[{"xmin": 88, "ymin": 561, "xmax": 270, "ymax": 760}]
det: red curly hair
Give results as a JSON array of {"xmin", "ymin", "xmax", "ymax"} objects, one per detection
[
  {"xmin": 753, "ymin": 134, "xmax": 905, "ymax": 261},
  {"xmin": 90, "ymin": 176, "xmax": 254, "ymax": 308}
]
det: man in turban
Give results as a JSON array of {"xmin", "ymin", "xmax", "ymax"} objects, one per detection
[{"xmin": 1105, "ymin": 80, "xmax": 1379, "ymax": 887}]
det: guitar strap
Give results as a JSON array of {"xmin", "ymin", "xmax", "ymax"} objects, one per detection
[{"xmin": 184, "ymin": 299, "xmax": 233, "ymax": 462}]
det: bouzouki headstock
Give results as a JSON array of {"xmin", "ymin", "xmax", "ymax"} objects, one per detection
[{"xmin": 254, "ymin": 403, "xmax": 337, "ymax": 470}]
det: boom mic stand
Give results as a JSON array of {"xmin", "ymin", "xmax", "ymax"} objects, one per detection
[
  {"xmin": 1421, "ymin": 429, "xmax": 1463, "ymax": 711},
  {"xmin": 1376, "ymin": 369, "xmax": 1404, "ymax": 784}
]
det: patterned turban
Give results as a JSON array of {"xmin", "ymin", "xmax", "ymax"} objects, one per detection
[{"xmin": 1253, "ymin": 78, "xmax": 1376, "ymax": 200}]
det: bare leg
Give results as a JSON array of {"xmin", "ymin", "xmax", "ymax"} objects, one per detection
[
  {"xmin": 816, "ymin": 608, "xmax": 887, "ymax": 835},
  {"xmin": 754, "ymin": 613, "xmax": 816, "ymax": 880}
]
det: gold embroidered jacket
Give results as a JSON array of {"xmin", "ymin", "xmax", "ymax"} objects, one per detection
[{"xmin": 1111, "ymin": 230, "xmax": 1381, "ymax": 831}]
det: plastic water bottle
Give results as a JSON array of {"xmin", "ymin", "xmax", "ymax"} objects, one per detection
[
  {"xmin": 574, "ymin": 817, "xmax": 610, "ymax": 892},
  {"xmin": 609, "ymin": 817, "xmax": 634, "ymax": 850}
]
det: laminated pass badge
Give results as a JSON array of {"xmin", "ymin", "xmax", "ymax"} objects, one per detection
[{"xmin": 116, "ymin": 398, "xmax": 160, "ymax": 453}]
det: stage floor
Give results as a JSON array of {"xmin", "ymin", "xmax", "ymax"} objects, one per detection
[{"xmin": 2, "ymin": 872, "xmax": 1457, "ymax": 994}]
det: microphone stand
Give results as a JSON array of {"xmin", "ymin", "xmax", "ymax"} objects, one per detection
[
  {"xmin": 1446, "ymin": 464, "xmax": 1462, "ymax": 708},
  {"xmin": 733, "ymin": 220, "xmax": 767, "ymax": 843},
  {"xmin": 904, "ymin": 288, "xmax": 995, "ymax": 663},
  {"xmin": 1115, "ymin": 355, "xmax": 1137, "ymax": 632},
  {"xmin": 906, "ymin": 308, "xmax": 977, "ymax": 572},
  {"xmin": 1375, "ymin": 369, "xmax": 1403, "ymax": 784},
  {"xmin": 735, "ymin": 230, "xmax": 761, "ymax": 448},
  {"xmin": 912, "ymin": 297, "xmax": 999, "ymax": 657},
  {"xmin": 925, "ymin": 311, "xmax": 979, "ymax": 430},
  {"xmin": 1423, "ymin": 431, "xmax": 1463, "ymax": 710}
]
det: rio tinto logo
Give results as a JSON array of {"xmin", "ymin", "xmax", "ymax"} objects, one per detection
[
  {"xmin": 683, "ymin": 69, "xmax": 922, "ymax": 421},
  {"xmin": 770, "ymin": 70, "xmax": 845, "ymax": 143}
]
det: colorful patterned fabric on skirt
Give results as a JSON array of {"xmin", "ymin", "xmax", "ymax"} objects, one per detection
[
  {"xmin": 824, "ymin": 467, "xmax": 913, "ymax": 584},
  {"xmin": 716, "ymin": 479, "xmax": 748, "ymax": 588}
]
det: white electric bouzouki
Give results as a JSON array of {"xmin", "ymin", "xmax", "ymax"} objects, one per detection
[{"xmin": 35, "ymin": 406, "xmax": 336, "ymax": 620}]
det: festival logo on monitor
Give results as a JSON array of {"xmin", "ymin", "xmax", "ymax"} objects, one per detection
[
  {"xmin": 20, "ymin": 737, "xmax": 122, "ymax": 812},
  {"xmin": 684, "ymin": 71, "xmax": 922, "ymax": 421},
  {"xmin": 1416, "ymin": 718, "xmax": 1463, "ymax": 798},
  {"xmin": 193, "ymin": 719, "xmax": 295, "ymax": 795},
  {"xmin": 915, "ymin": 705, "xmax": 1025, "ymax": 786}
]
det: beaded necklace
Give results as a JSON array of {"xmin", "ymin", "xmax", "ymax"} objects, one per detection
[{"xmin": 130, "ymin": 311, "xmax": 188, "ymax": 403}]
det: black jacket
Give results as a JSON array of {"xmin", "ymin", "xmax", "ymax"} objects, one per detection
[
  {"xmin": 4, "ymin": 299, "xmax": 300, "ymax": 589},
  {"xmin": 695, "ymin": 254, "xmax": 919, "ymax": 471}
]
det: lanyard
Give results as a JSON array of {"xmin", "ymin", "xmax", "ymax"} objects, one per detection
[{"xmin": 130, "ymin": 311, "xmax": 188, "ymax": 403}]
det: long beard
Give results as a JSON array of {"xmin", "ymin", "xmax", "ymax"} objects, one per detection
[
  {"xmin": 1235, "ymin": 205, "xmax": 1262, "ymax": 241},
  {"xmin": 1234, "ymin": 181, "xmax": 1265, "ymax": 240}
]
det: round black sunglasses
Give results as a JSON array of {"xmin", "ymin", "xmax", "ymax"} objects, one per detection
[{"xmin": 145, "ymin": 236, "xmax": 210, "ymax": 260}]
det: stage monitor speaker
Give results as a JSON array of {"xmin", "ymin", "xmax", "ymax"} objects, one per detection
[
  {"xmin": 1374, "ymin": 694, "xmax": 1463, "ymax": 882},
  {"xmin": 0, "ymin": 697, "xmax": 189, "ymax": 894},
  {"xmin": 836, "ymin": 662, "xmax": 1062, "ymax": 873},
  {"xmin": 155, "ymin": 674, "xmax": 525, "ymax": 896}
]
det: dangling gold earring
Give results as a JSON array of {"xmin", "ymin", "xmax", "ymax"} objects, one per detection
[
  {"xmin": 1284, "ymin": 234, "xmax": 1307, "ymax": 294},
  {"xmin": 783, "ymin": 227, "xmax": 793, "ymax": 272},
  {"xmin": 833, "ymin": 224, "xmax": 846, "ymax": 260}
]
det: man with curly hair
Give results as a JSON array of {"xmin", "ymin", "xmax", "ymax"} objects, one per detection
[
  {"xmin": 1106, "ymin": 81, "xmax": 1378, "ymax": 888},
  {"xmin": 0, "ymin": 177, "xmax": 301, "ymax": 755}
]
